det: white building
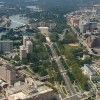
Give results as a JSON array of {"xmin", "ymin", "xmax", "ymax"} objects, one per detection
[
  {"xmin": 0, "ymin": 41, "xmax": 13, "ymax": 53},
  {"xmin": 26, "ymin": 41, "xmax": 33, "ymax": 54},
  {"xmin": 20, "ymin": 46, "xmax": 27, "ymax": 60},
  {"xmin": 23, "ymin": 36, "xmax": 30, "ymax": 47},
  {"xmin": 20, "ymin": 36, "xmax": 33, "ymax": 60},
  {"xmin": 83, "ymin": 64, "xmax": 96, "ymax": 78},
  {"xmin": 79, "ymin": 20, "xmax": 98, "ymax": 33},
  {"xmin": 38, "ymin": 27, "xmax": 49, "ymax": 36}
]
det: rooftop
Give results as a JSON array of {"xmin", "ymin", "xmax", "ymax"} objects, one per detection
[
  {"xmin": 26, "ymin": 41, "xmax": 32, "ymax": 44},
  {"xmin": 84, "ymin": 64, "xmax": 96, "ymax": 73},
  {"xmin": 38, "ymin": 27, "xmax": 49, "ymax": 29},
  {"xmin": 0, "ymin": 40, "xmax": 13, "ymax": 42},
  {"xmin": 8, "ymin": 92, "xmax": 28, "ymax": 100}
]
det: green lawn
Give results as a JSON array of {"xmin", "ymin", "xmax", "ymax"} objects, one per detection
[
  {"xmin": 62, "ymin": 87, "xmax": 67, "ymax": 94},
  {"xmin": 64, "ymin": 44, "xmax": 79, "ymax": 53},
  {"xmin": 75, "ymin": 87, "xmax": 79, "ymax": 92}
]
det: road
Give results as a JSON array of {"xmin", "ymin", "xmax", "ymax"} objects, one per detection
[
  {"xmin": 49, "ymin": 43, "xmax": 79, "ymax": 100},
  {"xmin": 59, "ymin": 29, "xmax": 68, "ymax": 41},
  {"xmin": 41, "ymin": 26, "xmax": 91, "ymax": 100}
]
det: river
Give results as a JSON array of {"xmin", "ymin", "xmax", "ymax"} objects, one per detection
[
  {"xmin": 0, "ymin": 15, "xmax": 29, "ymax": 38},
  {"xmin": 9, "ymin": 15, "xmax": 29, "ymax": 28}
]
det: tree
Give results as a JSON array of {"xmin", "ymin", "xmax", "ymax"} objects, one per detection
[
  {"xmin": 51, "ymin": 97, "xmax": 57, "ymax": 100},
  {"xmin": 62, "ymin": 33, "xmax": 77, "ymax": 44},
  {"xmin": 71, "ymin": 64, "xmax": 89, "ymax": 91},
  {"xmin": 14, "ymin": 55, "xmax": 20, "ymax": 61},
  {"xmin": 34, "ymin": 33, "xmax": 46, "ymax": 42},
  {"xmin": 30, "ymin": 65, "xmax": 39, "ymax": 73},
  {"xmin": 80, "ymin": 57, "xmax": 92, "ymax": 66},
  {"xmin": 49, "ymin": 33, "xmax": 59, "ymax": 42},
  {"xmin": 21, "ymin": 58, "xmax": 28, "ymax": 64},
  {"xmin": 27, "ymin": 53, "xmax": 32, "ymax": 62},
  {"xmin": 72, "ymin": 48, "xmax": 83, "ymax": 57},
  {"xmin": 38, "ymin": 65, "xmax": 48, "ymax": 76}
]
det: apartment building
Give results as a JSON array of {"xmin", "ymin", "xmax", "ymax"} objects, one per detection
[{"xmin": 0, "ymin": 40, "xmax": 13, "ymax": 53}]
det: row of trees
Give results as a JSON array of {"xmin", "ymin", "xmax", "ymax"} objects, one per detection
[
  {"xmin": 59, "ymin": 44, "xmax": 92, "ymax": 90},
  {"xmin": 71, "ymin": 64, "xmax": 89, "ymax": 90}
]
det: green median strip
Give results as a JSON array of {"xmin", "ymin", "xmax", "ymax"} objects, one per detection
[
  {"xmin": 62, "ymin": 86, "xmax": 67, "ymax": 95},
  {"xmin": 75, "ymin": 87, "xmax": 79, "ymax": 92}
]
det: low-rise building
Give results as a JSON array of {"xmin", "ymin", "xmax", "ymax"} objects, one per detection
[
  {"xmin": 83, "ymin": 64, "xmax": 96, "ymax": 78},
  {"xmin": 38, "ymin": 27, "xmax": 49, "ymax": 36},
  {"xmin": 6, "ymin": 78, "xmax": 54, "ymax": 100},
  {"xmin": 90, "ymin": 75, "xmax": 100, "ymax": 81}
]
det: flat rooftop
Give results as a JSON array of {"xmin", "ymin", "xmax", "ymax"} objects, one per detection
[
  {"xmin": 84, "ymin": 64, "xmax": 96, "ymax": 73},
  {"xmin": 38, "ymin": 27, "xmax": 49, "ymax": 29},
  {"xmin": 8, "ymin": 92, "xmax": 28, "ymax": 100}
]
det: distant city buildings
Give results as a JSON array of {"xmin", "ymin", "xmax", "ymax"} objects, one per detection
[
  {"xmin": 79, "ymin": 22, "xmax": 98, "ymax": 33},
  {"xmin": 39, "ymin": 22, "xmax": 46, "ymax": 27},
  {"xmin": 39, "ymin": 22, "xmax": 56, "ymax": 29},
  {"xmin": 68, "ymin": 6, "xmax": 100, "ymax": 54},
  {"xmin": 68, "ymin": 16, "xmax": 98, "ymax": 33},
  {"xmin": 68, "ymin": 7, "xmax": 99, "ymax": 34},
  {"xmin": 26, "ymin": 6, "xmax": 42, "ymax": 12},
  {"xmin": 26, "ymin": 21, "xmax": 56, "ymax": 30},
  {"xmin": 67, "ymin": 15, "xmax": 80, "ymax": 27},
  {"xmin": 85, "ymin": 35, "xmax": 100, "ymax": 53},
  {"xmin": 0, "ymin": 40, "xmax": 13, "ymax": 53}
]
